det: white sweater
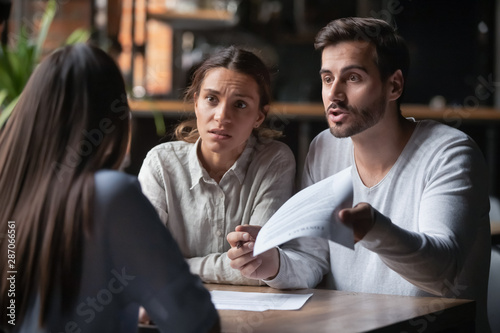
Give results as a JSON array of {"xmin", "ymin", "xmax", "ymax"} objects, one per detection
[{"xmin": 266, "ymin": 120, "xmax": 491, "ymax": 333}]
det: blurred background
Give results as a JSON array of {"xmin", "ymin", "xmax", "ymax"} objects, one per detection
[{"xmin": 2, "ymin": 0, "xmax": 499, "ymax": 190}]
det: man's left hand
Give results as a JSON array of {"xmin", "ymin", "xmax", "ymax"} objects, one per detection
[{"xmin": 339, "ymin": 202, "xmax": 375, "ymax": 243}]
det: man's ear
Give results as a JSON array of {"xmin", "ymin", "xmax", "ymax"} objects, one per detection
[{"xmin": 388, "ymin": 69, "xmax": 404, "ymax": 102}]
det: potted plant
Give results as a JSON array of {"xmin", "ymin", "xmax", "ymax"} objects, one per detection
[{"xmin": 0, "ymin": 0, "xmax": 89, "ymax": 128}]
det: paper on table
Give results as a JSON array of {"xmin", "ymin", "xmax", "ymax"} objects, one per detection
[
  {"xmin": 253, "ymin": 166, "xmax": 354, "ymax": 256},
  {"xmin": 210, "ymin": 290, "xmax": 313, "ymax": 311}
]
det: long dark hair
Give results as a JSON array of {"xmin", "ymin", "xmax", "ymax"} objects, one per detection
[
  {"xmin": 175, "ymin": 46, "xmax": 281, "ymax": 142},
  {"xmin": 0, "ymin": 43, "xmax": 130, "ymax": 327}
]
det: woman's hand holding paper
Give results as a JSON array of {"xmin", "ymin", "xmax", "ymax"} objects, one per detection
[{"xmin": 227, "ymin": 225, "xmax": 280, "ymax": 280}]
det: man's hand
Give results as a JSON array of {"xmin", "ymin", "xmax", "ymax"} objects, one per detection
[
  {"xmin": 227, "ymin": 225, "xmax": 280, "ymax": 280},
  {"xmin": 339, "ymin": 202, "xmax": 375, "ymax": 243}
]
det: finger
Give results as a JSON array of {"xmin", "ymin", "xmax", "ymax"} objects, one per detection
[
  {"xmin": 227, "ymin": 241, "xmax": 254, "ymax": 260},
  {"xmin": 235, "ymin": 224, "xmax": 249, "ymax": 231},
  {"xmin": 339, "ymin": 203, "xmax": 375, "ymax": 242},
  {"xmin": 226, "ymin": 231, "xmax": 250, "ymax": 247},
  {"xmin": 229, "ymin": 250, "xmax": 258, "ymax": 270},
  {"xmin": 338, "ymin": 208, "xmax": 353, "ymax": 226},
  {"xmin": 339, "ymin": 203, "xmax": 371, "ymax": 224},
  {"xmin": 235, "ymin": 224, "xmax": 261, "ymax": 239},
  {"xmin": 239, "ymin": 257, "xmax": 263, "ymax": 278}
]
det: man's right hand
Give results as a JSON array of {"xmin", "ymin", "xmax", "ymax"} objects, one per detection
[{"xmin": 226, "ymin": 224, "xmax": 280, "ymax": 280}]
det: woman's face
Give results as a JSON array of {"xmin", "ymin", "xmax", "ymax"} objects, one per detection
[{"xmin": 195, "ymin": 67, "xmax": 266, "ymax": 161}]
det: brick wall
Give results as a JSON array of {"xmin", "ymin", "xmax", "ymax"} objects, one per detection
[
  {"xmin": 8, "ymin": 0, "xmax": 91, "ymax": 56},
  {"xmin": 7, "ymin": 0, "xmax": 172, "ymax": 95},
  {"xmin": 118, "ymin": 0, "xmax": 172, "ymax": 95}
]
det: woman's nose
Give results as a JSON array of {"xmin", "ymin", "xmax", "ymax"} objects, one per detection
[{"xmin": 214, "ymin": 103, "xmax": 231, "ymax": 123}]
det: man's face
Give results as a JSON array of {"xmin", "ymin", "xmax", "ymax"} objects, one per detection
[{"xmin": 320, "ymin": 41, "xmax": 388, "ymax": 138}]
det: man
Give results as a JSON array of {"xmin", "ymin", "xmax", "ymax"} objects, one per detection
[{"xmin": 227, "ymin": 17, "xmax": 491, "ymax": 332}]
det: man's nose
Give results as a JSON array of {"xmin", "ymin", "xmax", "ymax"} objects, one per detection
[{"xmin": 328, "ymin": 80, "xmax": 346, "ymax": 102}]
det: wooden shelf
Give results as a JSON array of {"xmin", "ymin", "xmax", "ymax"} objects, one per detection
[
  {"xmin": 147, "ymin": 8, "xmax": 237, "ymax": 29},
  {"xmin": 129, "ymin": 100, "xmax": 500, "ymax": 121},
  {"xmin": 402, "ymin": 104, "xmax": 500, "ymax": 122},
  {"xmin": 130, "ymin": 99, "xmax": 191, "ymax": 113}
]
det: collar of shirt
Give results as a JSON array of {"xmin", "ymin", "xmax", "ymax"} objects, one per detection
[{"xmin": 188, "ymin": 135, "xmax": 257, "ymax": 189}]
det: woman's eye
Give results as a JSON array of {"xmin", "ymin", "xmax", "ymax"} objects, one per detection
[
  {"xmin": 206, "ymin": 95, "xmax": 217, "ymax": 103},
  {"xmin": 235, "ymin": 101, "xmax": 247, "ymax": 109},
  {"xmin": 322, "ymin": 76, "xmax": 332, "ymax": 84}
]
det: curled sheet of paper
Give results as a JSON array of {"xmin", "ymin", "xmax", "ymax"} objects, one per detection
[{"xmin": 253, "ymin": 166, "xmax": 354, "ymax": 256}]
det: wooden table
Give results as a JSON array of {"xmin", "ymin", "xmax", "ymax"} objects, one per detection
[
  {"xmin": 138, "ymin": 284, "xmax": 474, "ymax": 332},
  {"xmin": 202, "ymin": 284, "xmax": 475, "ymax": 333}
]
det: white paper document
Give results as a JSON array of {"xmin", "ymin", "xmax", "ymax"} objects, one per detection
[
  {"xmin": 210, "ymin": 290, "xmax": 313, "ymax": 311},
  {"xmin": 253, "ymin": 166, "xmax": 354, "ymax": 256}
]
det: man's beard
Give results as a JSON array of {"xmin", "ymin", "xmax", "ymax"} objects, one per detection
[{"xmin": 327, "ymin": 96, "xmax": 387, "ymax": 138}]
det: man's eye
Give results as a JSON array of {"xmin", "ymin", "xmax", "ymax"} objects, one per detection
[
  {"xmin": 322, "ymin": 76, "xmax": 332, "ymax": 84},
  {"xmin": 348, "ymin": 74, "xmax": 359, "ymax": 82}
]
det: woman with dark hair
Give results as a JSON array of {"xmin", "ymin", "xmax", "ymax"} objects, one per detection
[
  {"xmin": 138, "ymin": 46, "xmax": 296, "ymax": 285},
  {"xmin": 0, "ymin": 43, "xmax": 218, "ymax": 333}
]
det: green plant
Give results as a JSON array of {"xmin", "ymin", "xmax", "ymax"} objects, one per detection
[{"xmin": 0, "ymin": 0, "xmax": 89, "ymax": 128}]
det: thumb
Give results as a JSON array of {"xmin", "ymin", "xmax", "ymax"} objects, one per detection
[
  {"xmin": 338, "ymin": 208, "xmax": 353, "ymax": 226},
  {"xmin": 339, "ymin": 203, "xmax": 370, "ymax": 225}
]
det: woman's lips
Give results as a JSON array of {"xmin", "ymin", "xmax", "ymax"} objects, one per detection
[{"xmin": 209, "ymin": 129, "xmax": 231, "ymax": 139}]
